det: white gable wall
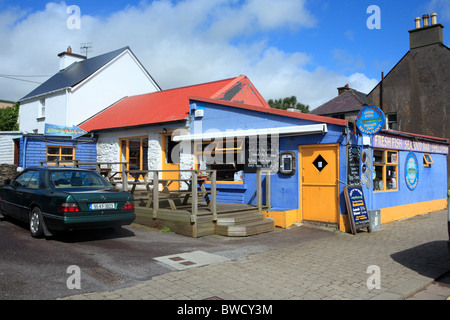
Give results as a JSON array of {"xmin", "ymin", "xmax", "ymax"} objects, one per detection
[
  {"xmin": 18, "ymin": 91, "xmax": 67, "ymax": 133},
  {"xmin": 19, "ymin": 49, "xmax": 160, "ymax": 134},
  {"xmin": 69, "ymin": 50, "xmax": 160, "ymax": 127}
]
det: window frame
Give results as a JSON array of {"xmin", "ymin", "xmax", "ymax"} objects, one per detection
[
  {"xmin": 373, "ymin": 149, "xmax": 398, "ymax": 192},
  {"xmin": 386, "ymin": 113, "xmax": 398, "ymax": 130},
  {"xmin": 46, "ymin": 146, "xmax": 75, "ymax": 165},
  {"xmin": 13, "ymin": 170, "xmax": 40, "ymax": 189},
  {"xmin": 423, "ymin": 153, "xmax": 433, "ymax": 167},
  {"xmin": 119, "ymin": 136, "xmax": 149, "ymax": 176},
  {"xmin": 194, "ymin": 138, "xmax": 245, "ymax": 184}
]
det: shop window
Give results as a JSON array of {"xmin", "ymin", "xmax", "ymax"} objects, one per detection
[
  {"xmin": 373, "ymin": 149, "xmax": 398, "ymax": 192},
  {"xmin": 423, "ymin": 153, "xmax": 433, "ymax": 167},
  {"xmin": 47, "ymin": 146, "xmax": 75, "ymax": 164},
  {"xmin": 120, "ymin": 136, "xmax": 148, "ymax": 173},
  {"xmin": 195, "ymin": 139, "xmax": 245, "ymax": 182}
]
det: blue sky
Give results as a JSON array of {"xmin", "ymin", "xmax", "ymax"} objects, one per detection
[{"xmin": 0, "ymin": 0, "xmax": 449, "ymax": 109}]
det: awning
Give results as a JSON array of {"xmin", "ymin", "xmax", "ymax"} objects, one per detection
[{"xmin": 172, "ymin": 124, "xmax": 328, "ymax": 141}]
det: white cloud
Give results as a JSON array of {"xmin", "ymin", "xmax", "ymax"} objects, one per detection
[
  {"xmin": 426, "ymin": 0, "xmax": 450, "ymax": 22},
  {"xmin": 0, "ymin": 0, "xmax": 376, "ymax": 109}
]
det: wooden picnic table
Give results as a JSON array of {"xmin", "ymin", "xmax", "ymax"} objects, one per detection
[
  {"xmin": 152, "ymin": 177, "xmax": 211, "ymax": 210},
  {"xmin": 125, "ymin": 172, "xmax": 211, "ymax": 211}
]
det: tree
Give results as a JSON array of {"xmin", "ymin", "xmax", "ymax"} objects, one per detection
[
  {"xmin": 267, "ymin": 96, "xmax": 310, "ymax": 113},
  {"xmin": 0, "ymin": 102, "xmax": 19, "ymax": 131}
]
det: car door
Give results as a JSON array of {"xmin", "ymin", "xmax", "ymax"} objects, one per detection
[
  {"xmin": 7, "ymin": 170, "xmax": 39, "ymax": 220},
  {"xmin": 18, "ymin": 170, "xmax": 40, "ymax": 220}
]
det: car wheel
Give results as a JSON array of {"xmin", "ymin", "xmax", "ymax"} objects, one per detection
[{"xmin": 29, "ymin": 207, "xmax": 44, "ymax": 238}]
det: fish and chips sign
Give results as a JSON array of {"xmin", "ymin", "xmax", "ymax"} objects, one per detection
[
  {"xmin": 373, "ymin": 133, "xmax": 449, "ymax": 155},
  {"xmin": 45, "ymin": 124, "xmax": 87, "ymax": 139},
  {"xmin": 356, "ymin": 105, "xmax": 385, "ymax": 135}
]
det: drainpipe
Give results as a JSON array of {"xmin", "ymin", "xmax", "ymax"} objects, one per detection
[
  {"xmin": 380, "ymin": 72, "xmax": 384, "ymax": 113},
  {"xmin": 22, "ymin": 135, "xmax": 28, "ymax": 169},
  {"xmin": 65, "ymin": 88, "xmax": 71, "ymax": 127}
]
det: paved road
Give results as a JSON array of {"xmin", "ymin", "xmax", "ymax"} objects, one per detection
[
  {"xmin": 63, "ymin": 209, "xmax": 449, "ymax": 301},
  {"xmin": 0, "ymin": 212, "xmax": 335, "ymax": 299},
  {"xmin": 1, "ymin": 209, "xmax": 449, "ymax": 301}
]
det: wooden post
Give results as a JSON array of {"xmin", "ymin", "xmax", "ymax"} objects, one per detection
[
  {"xmin": 256, "ymin": 169, "xmax": 262, "ymax": 213},
  {"xmin": 191, "ymin": 170, "xmax": 198, "ymax": 223},
  {"xmin": 121, "ymin": 167, "xmax": 128, "ymax": 191},
  {"xmin": 265, "ymin": 170, "xmax": 271, "ymax": 209},
  {"xmin": 210, "ymin": 170, "xmax": 217, "ymax": 221},
  {"xmin": 153, "ymin": 171, "xmax": 159, "ymax": 219},
  {"xmin": 95, "ymin": 163, "xmax": 101, "ymax": 174}
]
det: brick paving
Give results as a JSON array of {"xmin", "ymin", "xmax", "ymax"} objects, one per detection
[{"xmin": 61, "ymin": 209, "xmax": 450, "ymax": 300}]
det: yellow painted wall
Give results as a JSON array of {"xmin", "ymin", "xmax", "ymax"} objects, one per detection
[
  {"xmin": 339, "ymin": 198, "xmax": 447, "ymax": 233},
  {"xmin": 379, "ymin": 198, "xmax": 447, "ymax": 223},
  {"xmin": 263, "ymin": 210, "xmax": 298, "ymax": 229},
  {"xmin": 269, "ymin": 198, "xmax": 447, "ymax": 233}
]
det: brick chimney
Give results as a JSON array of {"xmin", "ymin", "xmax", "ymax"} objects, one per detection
[
  {"xmin": 57, "ymin": 46, "xmax": 86, "ymax": 70},
  {"xmin": 409, "ymin": 13, "xmax": 444, "ymax": 49},
  {"xmin": 337, "ymin": 84, "xmax": 350, "ymax": 95}
]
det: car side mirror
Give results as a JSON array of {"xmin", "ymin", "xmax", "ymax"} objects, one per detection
[{"xmin": 4, "ymin": 179, "xmax": 11, "ymax": 185}]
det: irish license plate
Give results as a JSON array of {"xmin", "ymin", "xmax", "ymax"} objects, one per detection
[{"xmin": 89, "ymin": 203, "xmax": 116, "ymax": 210}]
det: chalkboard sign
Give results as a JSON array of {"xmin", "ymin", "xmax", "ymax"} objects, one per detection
[
  {"xmin": 344, "ymin": 185, "xmax": 371, "ymax": 235},
  {"xmin": 347, "ymin": 146, "xmax": 361, "ymax": 185},
  {"xmin": 244, "ymin": 136, "xmax": 279, "ymax": 172}
]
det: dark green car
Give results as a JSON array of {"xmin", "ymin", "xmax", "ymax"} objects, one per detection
[{"xmin": 0, "ymin": 167, "xmax": 135, "ymax": 238}]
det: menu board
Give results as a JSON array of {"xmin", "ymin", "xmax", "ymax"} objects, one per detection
[
  {"xmin": 244, "ymin": 136, "xmax": 279, "ymax": 172},
  {"xmin": 347, "ymin": 146, "xmax": 361, "ymax": 185},
  {"xmin": 344, "ymin": 185, "xmax": 371, "ymax": 235}
]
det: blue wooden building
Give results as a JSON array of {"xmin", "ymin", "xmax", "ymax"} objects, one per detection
[
  {"xmin": 174, "ymin": 96, "xmax": 449, "ymax": 232},
  {"xmin": 18, "ymin": 134, "xmax": 97, "ymax": 169}
]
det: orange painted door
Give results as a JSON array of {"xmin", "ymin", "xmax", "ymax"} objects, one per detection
[
  {"xmin": 162, "ymin": 133, "xmax": 180, "ymax": 190},
  {"xmin": 300, "ymin": 144, "xmax": 339, "ymax": 224}
]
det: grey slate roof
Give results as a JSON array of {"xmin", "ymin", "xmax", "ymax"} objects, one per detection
[
  {"xmin": 311, "ymin": 89, "xmax": 369, "ymax": 116},
  {"xmin": 20, "ymin": 47, "xmax": 130, "ymax": 101}
]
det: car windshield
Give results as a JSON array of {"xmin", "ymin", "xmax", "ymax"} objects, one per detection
[{"xmin": 49, "ymin": 170, "xmax": 112, "ymax": 189}]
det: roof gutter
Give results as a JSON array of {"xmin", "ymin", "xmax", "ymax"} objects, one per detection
[
  {"xmin": 19, "ymin": 87, "xmax": 70, "ymax": 103},
  {"xmin": 379, "ymin": 129, "xmax": 450, "ymax": 145}
]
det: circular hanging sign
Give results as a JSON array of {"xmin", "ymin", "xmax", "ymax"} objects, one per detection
[
  {"xmin": 356, "ymin": 105, "xmax": 385, "ymax": 135},
  {"xmin": 405, "ymin": 152, "xmax": 419, "ymax": 191}
]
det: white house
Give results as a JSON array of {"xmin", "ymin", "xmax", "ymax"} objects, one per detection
[{"xmin": 18, "ymin": 46, "xmax": 161, "ymax": 134}]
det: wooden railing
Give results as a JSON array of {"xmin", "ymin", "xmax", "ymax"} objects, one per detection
[
  {"xmin": 39, "ymin": 160, "xmax": 271, "ymax": 222},
  {"xmin": 119, "ymin": 169, "xmax": 217, "ymax": 224}
]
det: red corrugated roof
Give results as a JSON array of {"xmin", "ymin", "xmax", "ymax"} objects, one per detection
[{"xmin": 79, "ymin": 75, "xmax": 269, "ymax": 132}]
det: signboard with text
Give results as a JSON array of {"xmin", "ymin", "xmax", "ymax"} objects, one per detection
[
  {"xmin": 405, "ymin": 152, "xmax": 419, "ymax": 191},
  {"xmin": 344, "ymin": 185, "xmax": 371, "ymax": 235},
  {"xmin": 45, "ymin": 123, "xmax": 87, "ymax": 139},
  {"xmin": 373, "ymin": 133, "xmax": 449, "ymax": 155},
  {"xmin": 356, "ymin": 105, "xmax": 385, "ymax": 135}
]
